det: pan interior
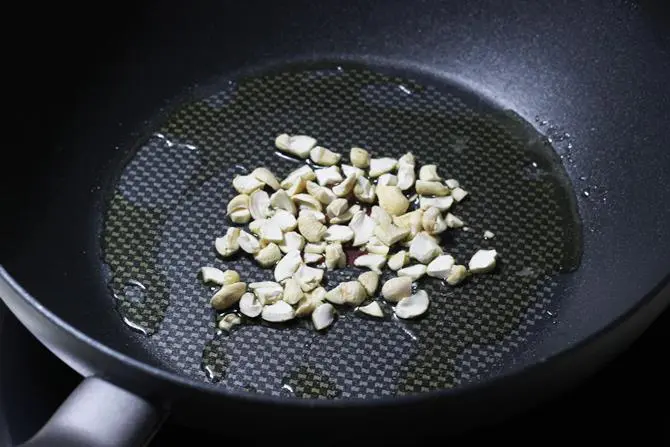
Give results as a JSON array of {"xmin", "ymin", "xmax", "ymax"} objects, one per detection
[{"xmin": 101, "ymin": 63, "xmax": 581, "ymax": 399}]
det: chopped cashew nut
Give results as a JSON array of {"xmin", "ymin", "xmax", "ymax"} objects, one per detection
[
  {"xmin": 415, "ymin": 180, "xmax": 450, "ymax": 197},
  {"xmin": 270, "ymin": 189, "xmax": 297, "ymax": 215},
  {"xmin": 271, "ymin": 210, "xmax": 298, "ymax": 232},
  {"xmin": 281, "ymin": 165, "xmax": 315, "ymax": 189},
  {"xmin": 251, "ymin": 282, "xmax": 283, "ymax": 305},
  {"xmin": 215, "ymin": 227, "xmax": 241, "ymax": 257},
  {"xmin": 393, "ymin": 210, "xmax": 424, "ymax": 230},
  {"xmin": 445, "ymin": 213, "xmax": 464, "ymax": 228},
  {"xmin": 238, "ymin": 230, "xmax": 261, "ymax": 254},
  {"xmin": 342, "ymin": 164, "xmax": 365, "ymax": 179},
  {"xmin": 218, "ymin": 313, "xmax": 242, "ymax": 331},
  {"xmin": 376, "ymin": 185, "xmax": 410, "ymax": 216},
  {"xmin": 421, "ymin": 207, "xmax": 447, "ymax": 235},
  {"xmin": 285, "ymin": 176, "xmax": 306, "ymax": 196},
  {"xmin": 468, "ymin": 249, "xmax": 498, "ymax": 273},
  {"xmin": 369, "ymin": 157, "xmax": 398, "ymax": 177},
  {"xmin": 227, "ymin": 194, "xmax": 250, "ymax": 216},
  {"xmin": 357, "ymin": 301, "xmax": 384, "ymax": 318},
  {"xmin": 251, "ymin": 167, "xmax": 280, "ymax": 190},
  {"xmin": 374, "ymin": 222, "xmax": 410, "ymax": 246},
  {"xmin": 398, "ymin": 264, "xmax": 427, "ymax": 281},
  {"xmin": 239, "ymin": 292, "xmax": 263, "ymax": 318},
  {"xmin": 295, "ymin": 287, "xmax": 326, "ymax": 317},
  {"xmin": 260, "ymin": 220, "xmax": 284, "ymax": 243},
  {"xmin": 419, "ymin": 165, "xmax": 442, "ymax": 181},
  {"xmin": 324, "ymin": 225, "xmax": 354, "ymax": 243},
  {"xmin": 254, "ymin": 243, "xmax": 282, "ymax": 267},
  {"xmin": 295, "ymin": 265, "xmax": 324, "ymax": 292},
  {"xmin": 293, "ymin": 193, "xmax": 323, "ymax": 212},
  {"xmin": 312, "ymin": 303, "xmax": 336, "ymax": 330},
  {"xmin": 248, "ymin": 219, "xmax": 266, "ymax": 236},
  {"xmin": 233, "ymin": 174, "xmax": 264, "ymax": 195},
  {"xmin": 262, "ymin": 300, "xmax": 296, "ymax": 322},
  {"xmin": 381, "ymin": 276, "xmax": 412, "ymax": 303},
  {"xmin": 210, "ymin": 282, "xmax": 247, "ymax": 310},
  {"xmin": 397, "ymin": 153, "xmax": 416, "ymax": 191},
  {"xmin": 387, "ymin": 250, "xmax": 409, "ymax": 271},
  {"xmin": 370, "ymin": 206, "xmax": 393, "ymax": 226},
  {"xmin": 229, "ymin": 208, "xmax": 251, "ymax": 224},
  {"xmin": 315, "ymin": 166, "xmax": 343, "ymax": 186},
  {"xmin": 426, "ymin": 255, "xmax": 455, "ymax": 280},
  {"xmin": 353, "ymin": 175, "xmax": 376, "ymax": 203},
  {"xmin": 325, "ymin": 243, "xmax": 346, "ymax": 270},
  {"xmin": 349, "ymin": 211, "xmax": 375, "ymax": 246},
  {"xmin": 395, "ymin": 290, "xmax": 429, "ymax": 319},
  {"xmin": 447, "ymin": 265, "xmax": 468, "ymax": 285},
  {"xmin": 377, "ymin": 173, "xmax": 398, "ymax": 187},
  {"xmin": 419, "ymin": 196, "xmax": 454, "ymax": 212},
  {"xmin": 304, "ymin": 242, "xmax": 327, "ymax": 254},
  {"xmin": 275, "ymin": 134, "xmax": 316, "ymax": 159},
  {"xmin": 303, "ymin": 252, "xmax": 324, "ymax": 264},
  {"xmin": 329, "ymin": 204, "xmax": 360, "ymax": 224},
  {"xmin": 326, "ymin": 198, "xmax": 349, "ymax": 217},
  {"xmin": 350, "ymin": 147, "xmax": 370, "ymax": 168},
  {"xmin": 451, "ymin": 187, "xmax": 468, "ymax": 202},
  {"xmin": 358, "ymin": 271, "xmax": 379, "ymax": 296},
  {"xmin": 365, "ymin": 236, "xmax": 391, "ymax": 256},
  {"xmin": 326, "ymin": 281, "xmax": 366, "ymax": 306},
  {"xmin": 409, "ymin": 232, "xmax": 442, "ymax": 264},
  {"xmin": 310, "ymin": 146, "xmax": 341, "ymax": 166},
  {"xmin": 221, "ymin": 270, "xmax": 241, "ymax": 285},
  {"xmin": 445, "ymin": 179, "xmax": 460, "ymax": 189},
  {"xmin": 282, "ymin": 278, "xmax": 303, "ymax": 305},
  {"xmin": 278, "ymin": 232, "xmax": 305, "ymax": 253},
  {"xmin": 200, "ymin": 267, "xmax": 227, "ymax": 285},
  {"xmin": 299, "ymin": 209, "xmax": 327, "ymax": 223},
  {"xmin": 249, "ymin": 281, "xmax": 282, "ymax": 290},
  {"xmin": 354, "ymin": 254, "xmax": 387, "ymax": 273},
  {"xmin": 306, "ymin": 181, "xmax": 336, "ymax": 205},
  {"xmin": 332, "ymin": 174, "xmax": 357, "ymax": 197},
  {"xmin": 297, "ymin": 213, "xmax": 327, "ymax": 243},
  {"xmin": 274, "ymin": 250, "xmax": 303, "ymax": 282},
  {"xmin": 484, "ymin": 230, "xmax": 495, "ymax": 239}
]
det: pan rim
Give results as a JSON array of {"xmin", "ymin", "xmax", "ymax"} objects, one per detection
[{"xmin": 2, "ymin": 265, "xmax": 669, "ymax": 408}]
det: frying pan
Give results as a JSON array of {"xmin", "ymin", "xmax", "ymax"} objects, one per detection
[{"xmin": 2, "ymin": 0, "xmax": 669, "ymax": 445}]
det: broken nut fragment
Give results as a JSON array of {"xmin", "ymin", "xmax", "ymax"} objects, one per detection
[
  {"xmin": 218, "ymin": 313, "xmax": 242, "ymax": 331},
  {"xmin": 353, "ymin": 175, "xmax": 376, "ymax": 203},
  {"xmin": 274, "ymin": 250, "xmax": 303, "ymax": 282},
  {"xmin": 233, "ymin": 174, "xmax": 264, "ymax": 195},
  {"xmin": 306, "ymin": 181, "xmax": 336, "ymax": 205},
  {"xmin": 315, "ymin": 166, "xmax": 343, "ymax": 186},
  {"xmin": 354, "ymin": 254, "xmax": 387, "ymax": 273},
  {"xmin": 445, "ymin": 213, "xmax": 464, "ymax": 228},
  {"xmin": 249, "ymin": 190, "xmax": 271, "ymax": 221},
  {"xmin": 426, "ymin": 255, "xmax": 455, "ymax": 280},
  {"xmin": 278, "ymin": 231, "xmax": 305, "ymax": 253},
  {"xmin": 275, "ymin": 133, "xmax": 316, "ymax": 159},
  {"xmin": 409, "ymin": 232, "xmax": 442, "ymax": 264},
  {"xmin": 270, "ymin": 189, "xmax": 297, "ymax": 215},
  {"xmin": 350, "ymin": 147, "xmax": 370, "ymax": 168},
  {"xmin": 310, "ymin": 146, "xmax": 341, "ymax": 166},
  {"xmin": 374, "ymin": 222, "xmax": 410, "ymax": 246},
  {"xmin": 293, "ymin": 193, "xmax": 323, "ymax": 212},
  {"xmin": 254, "ymin": 242, "xmax": 282, "ymax": 267},
  {"xmin": 419, "ymin": 165, "xmax": 441, "ymax": 181},
  {"xmin": 387, "ymin": 250, "xmax": 409, "ymax": 271},
  {"xmin": 358, "ymin": 271, "xmax": 379, "ymax": 296},
  {"xmin": 312, "ymin": 303, "xmax": 336, "ymax": 330},
  {"xmin": 365, "ymin": 236, "xmax": 390, "ymax": 256},
  {"xmin": 252, "ymin": 167, "xmax": 280, "ymax": 190},
  {"xmin": 326, "ymin": 198, "xmax": 349, "ymax": 217},
  {"xmin": 325, "ymin": 243, "xmax": 346, "ymax": 270},
  {"xmin": 446, "ymin": 265, "xmax": 468, "ymax": 285},
  {"xmin": 210, "ymin": 282, "xmax": 247, "ymax": 310},
  {"xmin": 357, "ymin": 301, "xmax": 384, "ymax": 318},
  {"xmin": 262, "ymin": 300, "xmax": 296, "ymax": 322},
  {"xmin": 324, "ymin": 225, "xmax": 354, "ymax": 243},
  {"xmin": 369, "ymin": 157, "xmax": 398, "ymax": 177},
  {"xmin": 239, "ymin": 292, "xmax": 263, "ymax": 318},
  {"xmin": 282, "ymin": 278, "xmax": 304, "ymax": 305},
  {"xmin": 381, "ymin": 276, "xmax": 412, "ymax": 303},
  {"xmin": 200, "ymin": 267, "xmax": 227, "ymax": 285},
  {"xmin": 419, "ymin": 196, "xmax": 454, "ymax": 212},
  {"xmin": 415, "ymin": 180, "xmax": 450, "ymax": 197},
  {"xmin": 395, "ymin": 290, "xmax": 429, "ymax": 319},
  {"xmin": 215, "ymin": 227, "xmax": 241, "ymax": 257},
  {"xmin": 376, "ymin": 185, "xmax": 410, "ymax": 216},
  {"xmin": 421, "ymin": 207, "xmax": 447, "ymax": 235},
  {"xmin": 451, "ymin": 187, "xmax": 468, "ymax": 202},
  {"xmin": 332, "ymin": 174, "xmax": 357, "ymax": 197},
  {"xmin": 468, "ymin": 249, "xmax": 498, "ymax": 273},
  {"xmin": 398, "ymin": 264, "xmax": 427, "ymax": 281},
  {"xmin": 238, "ymin": 230, "xmax": 261, "ymax": 254},
  {"xmin": 377, "ymin": 173, "xmax": 398, "ymax": 187},
  {"xmin": 295, "ymin": 287, "xmax": 326, "ymax": 317},
  {"xmin": 297, "ymin": 213, "xmax": 327, "ymax": 243},
  {"xmin": 349, "ymin": 210, "xmax": 375, "ymax": 246},
  {"xmin": 295, "ymin": 264, "xmax": 324, "ymax": 292}
]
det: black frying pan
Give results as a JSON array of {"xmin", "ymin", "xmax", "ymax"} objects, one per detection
[{"xmin": 2, "ymin": 1, "xmax": 670, "ymax": 446}]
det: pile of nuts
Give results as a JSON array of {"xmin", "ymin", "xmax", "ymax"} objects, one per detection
[{"xmin": 200, "ymin": 133, "xmax": 498, "ymax": 332}]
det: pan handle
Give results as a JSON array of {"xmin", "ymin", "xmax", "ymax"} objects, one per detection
[{"xmin": 20, "ymin": 377, "xmax": 161, "ymax": 447}]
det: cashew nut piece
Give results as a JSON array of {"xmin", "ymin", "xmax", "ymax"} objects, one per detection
[
  {"xmin": 426, "ymin": 255, "xmax": 456, "ymax": 280},
  {"xmin": 233, "ymin": 174, "xmax": 265, "ymax": 195},
  {"xmin": 295, "ymin": 264, "xmax": 324, "ymax": 292},
  {"xmin": 350, "ymin": 147, "xmax": 370, "ymax": 168},
  {"xmin": 325, "ymin": 243, "xmax": 346, "ymax": 270},
  {"xmin": 421, "ymin": 207, "xmax": 447, "ymax": 235},
  {"xmin": 446, "ymin": 265, "xmax": 468, "ymax": 285},
  {"xmin": 270, "ymin": 189, "xmax": 297, "ymax": 215},
  {"xmin": 262, "ymin": 300, "xmax": 296, "ymax": 322},
  {"xmin": 445, "ymin": 213, "xmax": 464, "ymax": 228},
  {"xmin": 218, "ymin": 313, "xmax": 242, "ymax": 331},
  {"xmin": 369, "ymin": 157, "xmax": 398, "ymax": 177},
  {"xmin": 251, "ymin": 167, "xmax": 280, "ymax": 190},
  {"xmin": 312, "ymin": 303, "xmax": 336, "ymax": 330},
  {"xmin": 274, "ymin": 250, "xmax": 303, "ymax": 282},
  {"xmin": 358, "ymin": 271, "xmax": 379, "ymax": 296},
  {"xmin": 365, "ymin": 236, "xmax": 390, "ymax": 256},
  {"xmin": 297, "ymin": 213, "xmax": 327, "ymax": 243},
  {"xmin": 306, "ymin": 181, "xmax": 337, "ymax": 205},
  {"xmin": 357, "ymin": 301, "xmax": 384, "ymax": 318},
  {"xmin": 415, "ymin": 180, "xmax": 450, "ymax": 197},
  {"xmin": 381, "ymin": 276, "xmax": 412, "ymax": 303},
  {"xmin": 445, "ymin": 178, "xmax": 460, "ymax": 189},
  {"xmin": 326, "ymin": 198, "xmax": 349, "ymax": 218},
  {"xmin": 310, "ymin": 146, "xmax": 341, "ymax": 166},
  {"xmin": 468, "ymin": 249, "xmax": 498, "ymax": 273},
  {"xmin": 292, "ymin": 193, "xmax": 323, "ymax": 212},
  {"xmin": 409, "ymin": 232, "xmax": 442, "ymax": 264},
  {"xmin": 419, "ymin": 196, "xmax": 454, "ymax": 212},
  {"xmin": 215, "ymin": 227, "xmax": 241, "ymax": 257},
  {"xmin": 275, "ymin": 133, "xmax": 316, "ymax": 159},
  {"xmin": 324, "ymin": 225, "xmax": 354, "ymax": 243},
  {"xmin": 239, "ymin": 292, "xmax": 263, "ymax": 318},
  {"xmin": 376, "ymin": 185, "xmax": 410, "ymax": 216},
  {"xmin": 278, "ymin": 231, "xmax": 305, "ymax": 253},
  {"xmin": 374, "ymin": 222, "xmax": 410, "ymax": 246},
  {"xmin": 377, "ymin": 173, "xmax": 398, "ymax": 187},
  {"xmin": 451, "ymin": 187, "xmax": 468, "ymax": 202},
  {"xmin": 254, "ymin": 242, "xmax": 282, "ymax": 267},
  {"xmin": 353, "ymin": 175, "xmax": 376, "ymax": 203},
  {"xmin": 238, "ymin": 230, "xmax": 261, "ymax": 254},
  {"xmin": 387, "ymin": 250, "xmax": 409, "ymax": 271},
  {"xmin": 397, "ymin": 264, "xmax": 427, "ymax": 281},
  {"xmin": 304, "ymin": 252, "xmax": 324, "ymax": 264},
  {"xmin": 349, "ymin": 210, "xmax": 375, "ymax": 246},
  {"xmin": 314, "ymin": 166, "xmax": 343, "ymax": 186},
  {"xmin": 249, "ymin": 190, "xmax": 271, "ymax": 221},
  {"xmin": 332, "ymin": 173, "xmax": 357, "ymax": 197},
  {"xmin": 282, "ymin": 278, "xmax": 304, "ymax": 305},
  {"xmin": 200, "ymin": 267, "xmax": 227, "ymax": 285},
  {"xmin": 395, "ymin": 290, "xmax": 429, "ymax": 319},
  {"xmin": 354, "ymin": 254, "xmax": 387, "ymax": 273},
  {"xmin": 210, "ymin": 282, "xmax": 247, "ymax": 310},
  {"xmin": 341, "ymin": 164, "xmax": 365, "ymax": 179},
  {"xmin": 329, "ymin": 204, "xmax": 360, "ymax": 224},
  {"xmin": 419, "ymin": 165, "xmax": 442, "ymax": 181}
]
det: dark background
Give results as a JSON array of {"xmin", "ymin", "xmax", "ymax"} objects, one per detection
[{"xmin": 2, "ymin": 302, "xmax": 668, "ymax": 444}]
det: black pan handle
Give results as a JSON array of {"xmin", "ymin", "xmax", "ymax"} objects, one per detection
[{"xmin": 20, "ymin": 377, "xmax": 161, "ymax": 447}]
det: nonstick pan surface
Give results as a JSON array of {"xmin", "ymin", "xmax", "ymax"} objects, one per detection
[{"xmin": 1, "ymin": 0, "xmax": 669, "ymax": 443}]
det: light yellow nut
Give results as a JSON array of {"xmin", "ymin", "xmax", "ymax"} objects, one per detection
[
  {"xmin": 270, "ymin": 189, "xmax": 297, "ymax": 215},
  {"xmin": 326, "ymin": 198, "xmax": 350, "ymax": 217},
  {"xmin": 306, "ymin": 181, "xmax": 336, "ymax": 205},
  {"xmin": 350, "ymin": 147, "xmax": 370, "ymax": 168},
  {"xmin": 325, "ymin": 243, "xmax": 346, "ymax": 270},
  {"xmin": 387, "ymin": 250, "xmax": 409, "ymax": 271},
  {"xmin": 297, "ymin": 213, "xmax": 327, "ymax": 243},
  {"xmin": 332, "ymin": 174, "xmax": 357, "ymax": 197},
  {"xmin": 286, "ymin": 177, "xmax": 307, "ymax": 197},
  {"xmin": 226, "ymin": 194, "xmax": 250, "ymax": 215},
  {"xmin": 376, "ymin": 185, "xmax": 410, "ymax": 216},
  {"xmin": 210, "ymin": 282, "xmax": 247, "ymax": 310},
  {"xmin": 419, "ymin": 165, "xmax": 441, "ymax": 181},
  {"xmin": 358, "ymin": 271, "xmax": 380, "ymax": 296},
  {"xmin": 310, "ymin": 146, "xmax": 341, "ymax": 166},
  {"xmin": 415, "ymin": 180, "xmax": 450, "ymax": 196},
  {"xmin": 215, "ymin": 227, "xmax": 240, "ymax": 257},
  {"xmin": 381, "ymin": 276, "xmax": 412, "ymax": 303},
  {"xmin": 282, "ymin": 278, "xmax": 304, "ymax": 305},
  {"xmin": 374, "ymin": 222, "xmax": 410, "ymax": 246},
  {"xmin": 293, "ymin": 193, "xmax": 323, "ymax": 212},
  {"xmin": 254, "ymin": 243, "xmax": 282, "ymax": 267},
  {"xmin": 252, "ymin": 167, "xmax": 280, "ymax": 190},
  {"xmin": 233, "ymin": 174, "xmax": 264, "ymax": 195},
  {"xmin": 353, "ymin": 176, "xmax": 376, "ymax": 203},
  {"xmin": 447, "ymin": 265, "xmax": 468, "ymax": 285},
  {"xmin": 421, "ymin": 207, "xmax": 447, "ymax": 235}
]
